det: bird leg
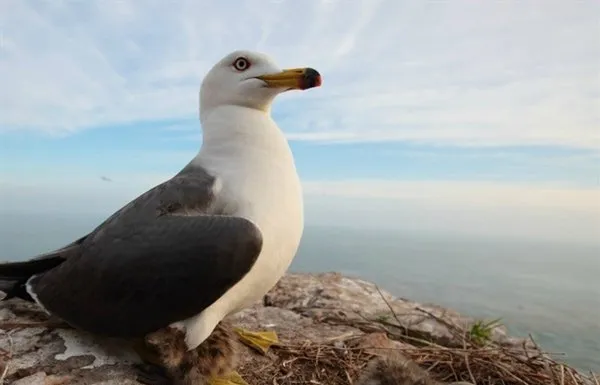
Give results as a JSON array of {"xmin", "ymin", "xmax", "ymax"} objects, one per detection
[
  {"xmin": 233, "ymin": 327, "xmax": 279, "ymax": 354},
  {"xmin": 137, "ymin": 322, "xmax": 249, "ymax": 385}
]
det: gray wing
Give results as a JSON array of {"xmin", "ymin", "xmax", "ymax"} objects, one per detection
[
  {"xmin": 27, "ymin": 164, "xmax": 219, "ymax": 263},
  {"xmin": 86, "ymin": 163, "xmax": 221, "ymax": 243},
  {"xmin": 26, "ymin": 164, "xmax": 263, "ymax": 337}
]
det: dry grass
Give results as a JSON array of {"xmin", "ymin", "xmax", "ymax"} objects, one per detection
[
  {"xmin": 240, "ymin": 341, "xmax": 375, "ymax": 385},
  {"xmin": 237, "ymin": 287, "xmax": 599, "ymax": 385},
  {"xmin": 238, "ymin": 331, "xmax": 598, "ymax": 385}
]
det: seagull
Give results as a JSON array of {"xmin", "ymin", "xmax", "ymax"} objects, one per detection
[{"xmin": 0, "ymin": 50, "xmax": 321, "ymax": 383}]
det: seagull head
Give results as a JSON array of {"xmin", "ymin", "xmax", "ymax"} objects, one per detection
[{"xmin": 199, "ymin": 50, "xmax": 322, "ymax": 116}]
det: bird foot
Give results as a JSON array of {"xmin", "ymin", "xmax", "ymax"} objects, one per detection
[
  {"xmin": 207, "ymin": 371, "xmax": 249, "ymax": 385},
  {"xmin": 233, "ymin": 327, "xmax": 278, "ymax": 354}
]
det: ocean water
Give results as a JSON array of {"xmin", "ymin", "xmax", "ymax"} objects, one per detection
[
  {"xmin": 1, "ymin": 212, "xmax": 599, "ymax": 373},
  {"xmin": 291, "ymin": 225, "xmax": 600, "ymax": 373}
]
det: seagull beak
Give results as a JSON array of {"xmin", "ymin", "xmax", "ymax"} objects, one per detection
[{"xmin": 257, "ymin": 68, "xmax": 322, "ymax": 91}]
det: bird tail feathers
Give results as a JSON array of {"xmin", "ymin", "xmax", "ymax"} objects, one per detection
[{"xmin": 0, "ymin": 256, "xmax": 64, "ymax": 301}]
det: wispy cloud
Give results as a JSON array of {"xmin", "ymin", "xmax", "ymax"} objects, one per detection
[{"xmin": 1, "ymin": 0, "xmax": 598, "ymax": 149}]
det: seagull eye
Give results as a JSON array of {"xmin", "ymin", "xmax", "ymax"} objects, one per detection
[{"xmin": 233, "ymin": 57, "xmax": 250, "ymax": 72}]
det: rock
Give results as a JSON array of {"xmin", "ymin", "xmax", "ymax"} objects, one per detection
[
  {"xmin": 264, "ymin": 272, "xmax": 518, "ymax": 348},
  {"xmin": 0, "ymin": 272, "xmax": 586, "ymax": 384},
  {"xmin": 230, "ymin": 305, "xmax": 362, "ymax": 345},
  {"xmin": 11, "ymin": 372, "xmax": 76, "ymax": 385}
]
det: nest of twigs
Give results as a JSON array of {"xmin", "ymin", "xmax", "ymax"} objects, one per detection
[
  {"xmin": 239, "ymin": 330, "xmax": 598, "ymax": 385},
  {"xmin": 240, "ymin": 341, "xmax": 376, "ymax": 385},
  {"xmin": 237, "ymin": 288, "xmax": 599, "ymax": 385}
]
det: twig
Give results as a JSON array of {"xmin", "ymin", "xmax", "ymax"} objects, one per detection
[
  {"xmin": 374, "ymin": 284, "xmax": 405, "ymax": 333},
  {"xmin": 347, "ymin": 311, "xmax": 450, "ymax": 349},
  {"xmin": 463, "ymin": 336, "xmax": 477, "ymax": 385},
  {"xmin": 414, "ymin": 305, "xmax": 466, "ymax": 339},
  {"xmin": 0, "ymin": 330, "xmax": 14, "ymax": 385}
]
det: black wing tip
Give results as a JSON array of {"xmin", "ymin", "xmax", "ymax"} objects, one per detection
[
  {"xmin": 0, "ymin": 256, "xmax": 65, "ymax": 302},
  {"xmin": 0, "ymin": 279, "xmax": 34, "ymax": 302},
  {"xmin": 0, "ymin": 256, "xmax": 65, "ymax": 277}
]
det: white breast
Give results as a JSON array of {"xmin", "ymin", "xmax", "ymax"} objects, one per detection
[
  {"xmin": 178, "ymin": 106, "xmax": 305, "ymax": 349},
  {"xmin": 212, "ymin": 150, "xmax": 304, "ymax": 310}
]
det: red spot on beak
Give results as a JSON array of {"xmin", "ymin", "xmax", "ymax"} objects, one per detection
[{"xmin": 301, "ymin": 68, "xmax": 322, "ymax": 90}]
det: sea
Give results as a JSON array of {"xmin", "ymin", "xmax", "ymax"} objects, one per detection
[{"xmin": 1, "ymin": 212, "xmax": 599, "ymax": 373}]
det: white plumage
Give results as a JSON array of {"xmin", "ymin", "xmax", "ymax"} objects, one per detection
[{"xmin": 173, "ymin": 50, "xmax": 319, "ymax": 349}]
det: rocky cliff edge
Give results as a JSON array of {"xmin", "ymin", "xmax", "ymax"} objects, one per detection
[{"xmin": 0, "ymin": 272, "xmax": 595, "ymax": 385}]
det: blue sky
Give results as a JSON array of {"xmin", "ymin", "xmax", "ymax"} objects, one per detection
[{"xmin": 0, "ymin": 0, "xmax": 599, "ymax": 244}]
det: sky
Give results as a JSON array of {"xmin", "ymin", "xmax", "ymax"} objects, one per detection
[{"xmin": 0, "ymin": 0, "xmax": 599, "ymax": 245}]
